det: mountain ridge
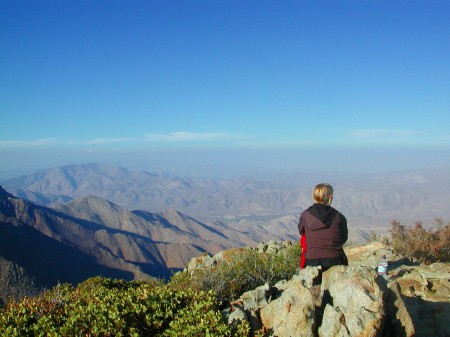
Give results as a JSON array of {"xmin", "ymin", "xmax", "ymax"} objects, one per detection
[
  {"xmin": 0, "ymin": 186, "xmax": 261, "ymax": 304},
  {"xmin": 3, "ymin": 163, "xmax": 449, "ymax": 232}
]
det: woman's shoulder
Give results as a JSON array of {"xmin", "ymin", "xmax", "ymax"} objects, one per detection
[
  {"xmin": 336, "ymin": 211, "xmax": 347, "ymax": 223},
  {"xmin": 300, "ymin": 205, "xmax": 315, "ymax": 215}
]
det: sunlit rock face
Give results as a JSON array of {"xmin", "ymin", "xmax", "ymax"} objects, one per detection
[{"xmin": 195, "ymin": 241, "xmax": 450, "ymax": 337}]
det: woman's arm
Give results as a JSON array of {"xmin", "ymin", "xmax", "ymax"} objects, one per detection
[
  {"xmin": 340, "ymin": 213, "xmax": 348, "ymax": 244},
  {"xmin": 298, "ymin": 212, "xmax": 306, "ymax": 236}
]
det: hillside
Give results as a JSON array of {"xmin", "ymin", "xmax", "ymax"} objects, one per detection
[{"xmin": 0, "ymin": 186, "xmax": 258, "ymax": 304}]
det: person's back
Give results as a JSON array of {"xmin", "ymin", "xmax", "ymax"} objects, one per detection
[{"xmin": 298, "ymin": 183, "xmax": 348, "ymax": 270}]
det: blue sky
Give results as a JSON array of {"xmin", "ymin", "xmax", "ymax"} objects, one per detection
[{"xmin": 1, "ymin": 1, "xmax": 450, "ymax": 177}]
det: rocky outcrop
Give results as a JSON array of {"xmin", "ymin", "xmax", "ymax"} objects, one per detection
[
  {"xmin": 224, "ymin": 266, "xmax": 385, "ymax": 337},
  {"xmin": 319, "ymin": 265, "xmax": 385, "ymax": 336},
  {"xmin": 385, "ymin": 262, "xmax": 450, "ymax": 337},
  {"xmin": 188, "ymin": 241, "xmax": 450, "ymax": 337},
  {"xmin": 347, "ymin": 242, "xmax": 450, "ymax": 337}
]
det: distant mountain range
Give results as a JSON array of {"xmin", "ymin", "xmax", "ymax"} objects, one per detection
[
  {"xmin": 3, "ymin": 163, "xmax": 450, "ymax": 235},
  {"xmin": 1, "ymin": 163, "xmax": 304, "ymax": 219}
]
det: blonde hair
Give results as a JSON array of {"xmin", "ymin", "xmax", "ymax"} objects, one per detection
[{"xmin": 312, "ymin": 183, "xmax": 333, "ymax": 205}]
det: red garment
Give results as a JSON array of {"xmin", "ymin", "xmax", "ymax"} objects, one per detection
[{"xmin": 300, "ymin": 235, "xmax": 307, "ymax": 269}]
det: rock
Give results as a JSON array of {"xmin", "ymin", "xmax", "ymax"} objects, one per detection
[
  {"xmin": 260, "ymin": 278, "xmax": 316, "ymax": 337},
  {"xmin": 387, "ymin": 263, "xmax": 450, "ymax": 337},
  {"xmin": 319, "ymin": 266, "xmax": 385, "ymax": 337},
  {"xmin": 251, "ymin": 240, "xmax": 293, "ymax": 254},
  {"xmin": 187, "ymin": 240, "xmax": 450, "ymax": 337},
  {"xmin": 429, "ymin": 279, "xmax": 450, "ymax": 297},
  {"xmin": 236, "ymin": 283, "xmax": 274, "ymax": 334},
  {"xmin": 345, "ymin": 242, "xmax": 407, "ymax": 271},
  {"xmin": 226, "ymin": 302, "xmax": 247, "ymax": 324},
  {"xmin": 240, "ymin": 283, "xmax": 271, "ymax": 310},
  {"xmin": 293, "ymin": 266, "xmax": 322, "ymax": 288},
  {"xmin": 345, "ymin": 241, "xmax": 386, "ymax": 261},
  {"xmin": 385, "ymin": 280, "xmax": 416, "ymax": 337},
  {"xmin": 186, "ymin": 254, "xmax": 212, "ymax": 273},
  {"xmin": 390, "ymin": 263, "xmax": 450, "ymax": 301},
  {"xmin": 319, "ymin": 305, "xmax": 351, "ymax": 337}
]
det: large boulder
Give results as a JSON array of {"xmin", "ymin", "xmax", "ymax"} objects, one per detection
[
  {"xmin": 319, "ymin": 266, "xmax": 385, "ymax": 337},
  {"xmin": 385, "ymin": 280, "xmax": 416, "ymax": 337},
  {"xmin": 227, "ymin": 265, "xmax": 386, "ymax": 337},
  {"xmin": 259, "ymin": 278, "xmax": 316, "ymax": 337}
]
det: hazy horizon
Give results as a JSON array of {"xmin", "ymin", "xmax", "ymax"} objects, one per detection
[{"xmin": 2, "ymin": 144, "xmax": 450, "ymax": 181}]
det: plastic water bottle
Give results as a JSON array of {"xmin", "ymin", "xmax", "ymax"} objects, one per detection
[{"xmin": 377, "ymin": 254, "xmax": 388, "ymax": 279}]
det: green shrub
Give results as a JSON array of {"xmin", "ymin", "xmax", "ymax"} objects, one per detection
[
  {"xmin": 0, "ymin": 277, "xmax": 249, "ymax": 336},
  {"xmin": 0, "ymin": 243, "xmax": 301, "ymax": 336},
  {"xmin": 169, "ymin": 244, "xmax": 302, "ymax": 304},
  {"xmin": 388, "ymin": 218, "xmax": 450, "ymax": 264}
]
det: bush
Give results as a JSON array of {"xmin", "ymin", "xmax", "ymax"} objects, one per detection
[
  {"xmin": 388, "ymin": 218, "xmax": 450, "ymax": 264},
  {"xmin": 0, "ymin": 277, "xmax": 249, "ymax": 337},
  {"xmin": 0, "ymin": 243, "xmax": 301, "ymax": 336},
  {"xmin": 169, "ymin": 244, "xmax": 302, "ymax": 304}
]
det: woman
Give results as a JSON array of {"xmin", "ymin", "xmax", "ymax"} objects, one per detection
[{"xmin": 298, "ymin": 183, "xmax": 348, "ymax": 270}]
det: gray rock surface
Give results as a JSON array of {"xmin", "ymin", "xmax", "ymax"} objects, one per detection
[
  {"xmin": 319, "ymin": 266, "xmax": 384, "ymax": 337},
  {"xmin": 210, "ymin": 241, "xmax": 450, "ymax": 336},
  {"xmin": 260, "ymin": 278, "xmax": 316, "ymax": 337}
]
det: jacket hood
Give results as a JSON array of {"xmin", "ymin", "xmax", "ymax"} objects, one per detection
[{"xmin": 306, "ymin": 203, "xmax": 338, "ymax": 228}]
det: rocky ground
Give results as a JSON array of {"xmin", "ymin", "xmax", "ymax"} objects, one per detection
[{"xmin": 187, "ymin": 241, "xmax": 450, "ymax": 337}]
